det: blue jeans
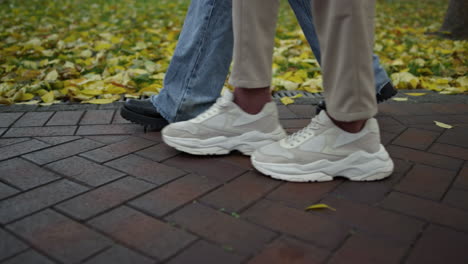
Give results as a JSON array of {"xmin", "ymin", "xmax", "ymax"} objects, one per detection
[{"xmin": 152, "ymin": 0, "xmax": 391, "ymax": 122}]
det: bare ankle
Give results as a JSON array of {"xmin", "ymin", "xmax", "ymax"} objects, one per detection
[
  {"xmin": 233, "ymin": 87, "xmax": 272, "ymax": 115},
  {"xmin": 327, "ymin": 113, "xmax": 366, "ymax": 133}
]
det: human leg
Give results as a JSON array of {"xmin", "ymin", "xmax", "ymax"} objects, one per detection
[
  {"xmin": 251, "ymin": 0, "xmax": 394, "ymax": 182},
  {"xmin": 161, "ymin": 0, "xmax": 285, "ymax": 155},
  {"xmin": 288, "ymin": 0, "xmax": 395, "ymax": 96},
  {"xmin": 121, "ymin": 0, "xmax": 234, "ymax": 128}
]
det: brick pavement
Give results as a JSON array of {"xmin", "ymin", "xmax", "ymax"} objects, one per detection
[{"xmin": 0, "ymin": 103, "xmax": 468, "ymax": 264}]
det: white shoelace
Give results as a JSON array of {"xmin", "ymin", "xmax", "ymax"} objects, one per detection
[
  {"xmin": 285, "ymin": 115, "xmax": 326, "ymax": 146},
  {"xmin": 193, "ymin": 96, "xmax": 231, "ymax": 122}
]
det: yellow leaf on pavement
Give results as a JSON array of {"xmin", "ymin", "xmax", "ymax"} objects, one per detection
[
  {"xmin": 305, "ymin": 204, "xmax": 336, "ymax": 211},
  {"xmin": 280, "ymin": 94, "xmax": 303, "ymax": 105},
  {"xmin": 434, "ymin": 121, "xmax": 453, "ymax": 129},
  {"xmin": 405, "ymin": 93, "xmax": 426, "ymax": 96},
  {"xmin": 16, "ymin": 100, "xmax": 40, "ymax": 105},
  {"xmin": 83, "ymin": 98, "xmax": 117, "ymax": 104}
]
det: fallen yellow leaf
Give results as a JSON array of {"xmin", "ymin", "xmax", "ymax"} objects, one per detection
[
  {"xmin": 83, "ymin": 98, "xmax": 117, "ymax": 104},
  {"xmin": 305, "ymin": 203, "xmax": 336, "ymax": 211},
  {"xmin": 434, "ymin": 121, "xmax": 453, "ymax": 129},
  {"xmin": 41, "ymin": 91, "xmax": 55, "ymax": 103},
  {"xmin": 280, "ymin": 94, "xmax": 303, "ymax": 105},
  {"xmin": 405, "ymin": 93, "xmax": 426, "ymax": 96}
]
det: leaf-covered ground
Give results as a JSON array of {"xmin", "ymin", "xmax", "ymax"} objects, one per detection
[{"xmin": 0, "ymin": 0, "xmax": 466, "ymax": 105}]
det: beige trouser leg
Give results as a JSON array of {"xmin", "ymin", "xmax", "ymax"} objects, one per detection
[
  {"xmin": 229, "ymin": 0, "xmax": 377, "ymax": 122},
  {"xmin": 229, "ymin": 0, "xmax": 280, "ymax": 88}
]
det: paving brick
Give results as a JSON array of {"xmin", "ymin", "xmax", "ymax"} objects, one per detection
[
  {"xmin": 167, "ymin": 240, "xmax": 245, "ymax": 264},
  {"xmin": 393, "ymin": 115, "xmax": 455, "ymax": 126},
  {"xmin": 328, "ymin": 234, "xmax": 409, "ymax": 264},
  {"xmin": 3, "ymin": 126, "xmax": 77, "ymax": 137},
  {"xmin": 454, "ymin": 166, "xmax": 468, "ymax": 189},
  {"xmin": 381, "ymin": 192, "xmax": 468, "ymax": 232},
  {"xmin": 106, "ymin": 154, "xmax": 185, "ymax": 185},
  {"xmin": 406, "ymin": 225, "xmax": 468, "ymax": 264},
  {"xmin": 330, "ymin": 160, "xmax": 410, "ymax": 205},
  {"xmin": 83, "ymin": 245, "xmax": 154, "ymax": 264},
  {"xmin": 56, "ymin": 177, "xmax": 156, "ymax": 220},
  {"xmin": 443, "ymin": 188, "xmax": 468, "ymax": 211},
  {"xmin": 395, "ymin": 164, "xmax": 456, "ymax": 200},
  {"xmin": 167, "ymin": 203, "xmax": 276, "ymax": 255},
  {"xmin": 392, "ymin": 128, "xmax": 440, "ymax": 150},
  {"xmin": 112, "ymin": 112, "xmax": 132, "ymax": 124},
  {"xmin": 89, "ymin": 206, "xmax": 196, "ymax": 260},
  {"xmin": 277, "ymin": 105, "xmax": 298, "ymax": 119},
  {"xmin": 243, "ymin": 199, "xmax": 347, "ymax": 249},
  {"xmin": 80, "ymin": 110, "xmax": 115, "ymax": 125},
  {"xmin": 8, "ymin": 209, "xmax": 112, "ymax": 263},
  {"xmin": 81, "ymin": 136, "xmax": 155, "ymax": 163},
  {"xmin": 46, "ymin": 111, "xmax": 83, "ymax": 126},
  {"xmin": 0, "ymin": 228, "xmax": 28, "ymax": 261},
  {"xmin": 429, "ymin": 143, "xmax": 468, "ymax": 160},
  {"xmin": 380, "ymin": 131, "xmax": 399, "ymax": 146},
  {"xmin": 0, "ymin": 113, "xmax": 22, "ymax": 127},
  {"xmin": 318, "ymin": 196, "xmax": 424, "ymax": 242},
  {"xmin": 331, "ymin": 177, "xmax": 401, "ymax": 205},
  {"xmin": 0, "ymin": 139, "xmax": 49, "ymax": 161},
  {"xmin": 0, "ymin": 127, "xmax": 5, "ymax": 136},
  {"xmin": 201, "ymin": 171, "xmax": 280, "ymax": 212},
  {"xmin": 437, "ymin": 127, "xmax": 468, "ymax": 148},
  {"xmin": 378, "ymin": 104, "xmax": 434, "ymax": 116},
  {"xmin": 267, "ymin": 181, "xmax": 340, "ymax": 209},
  {"xmin": 2, "ymin": 250, "xmax": 54, "ymax": 264},
  {"xmin": 377, "ymin": 116, "xmax": 406, "ymax": 134},
  {"xmin": 0, "ymin": 182, "xmax": 18, "ymax": 200},
  {"xmin": 0, "ymin": 158, "xmax": 60, "ymax": 190},
  {"xmin": 280, "ymin": 119, "xmax": 310, "ymax": 129},
  {"xmin": 135, "ymin": 131, "xmax": 162, "ymax": 142},
  {"xmin": 387, "ymin": 145, "xmax": 463, "ymax": 171},
  {"xmin": 287, "ymin": 105, "xmax": 315, "ymax": 118},
  {"xmin": 34, "ymin": 136, "xmax": 81, "ymax": 145},
  {"xmin": 23, "ymin": 138, "xmax": 103, "ymax": 165},
  {"xmin": 13, "ymin": 112, "xmax": 53, "ymax": 127},
  {"xmin": 219, "ymin": 153, "xmax": 254, "ymax": 170},
  {"xmin": 247, "ymin": 237, "xmax": 329, "ymax": 264},
  {"xmin": 135, "ymin": 143, "xmax": 181, "ymax": 162},
  {"xmin": 163, "ymin": 154, "xmax": 247, "ymax": 183},
  {"xmin": 130, "ymin": 174, "xmax": 219, "ymax": 217},
  {"xmin": 46, "ymin": 156, "xmax": 125, "ymax": 187},
  {"xmin": 0, "ymin": 179, "xmax": 88, "ymax": 224},
  {"xmin": 85, "ymin": 135, "xmax": 130, "ymax": 144},
  {"xmin": 0, "ymin": 138, "xmax": 29, "ymax": 147},
  {"xmin": 76, "ymin": 124, "xmax": 141, "ymax": 135}
]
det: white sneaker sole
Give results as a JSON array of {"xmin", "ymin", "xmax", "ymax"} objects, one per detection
[
  {"xmin": 251, "ymin": 145, "xmax": 394, "ymax": 182},
  {"xmin": 162, "ymin": 126, "xmax": 286, "ymax": 156}
]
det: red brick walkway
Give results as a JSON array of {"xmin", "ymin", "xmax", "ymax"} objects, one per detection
[{"xmin": 0, "ymin": 103, "xmax": 467, "ymax": 264}]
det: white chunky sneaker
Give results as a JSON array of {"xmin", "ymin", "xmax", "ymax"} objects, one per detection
[
  {"xmin": 251, "ymin": 111, "xmax": 394, "ymax": 182},
  {"xmin": 162, "ymin": 91, "xmax": 286, "ymax": 155}
]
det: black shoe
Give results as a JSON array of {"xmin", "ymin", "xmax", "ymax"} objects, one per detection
[
  {"xmin": 120, "ymin": 99, "xmax": 169, "ymax": 131},
  {"xmin": 315, "ymin": 82, "xmax": 398, "ymax": 114}
]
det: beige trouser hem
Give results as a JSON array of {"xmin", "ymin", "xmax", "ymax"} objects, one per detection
[{"xmin": 229, "ymin": 0, "xmax": 378, "ymax": 122}]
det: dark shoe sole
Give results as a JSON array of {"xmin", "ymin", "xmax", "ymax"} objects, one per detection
[
  {"xmin": 120, "ymin": 106, "xmax": 169, "ymax": 131},
  {"xmin": 316, "ymin": 83, "xmax": 398, "ymax": 114}
]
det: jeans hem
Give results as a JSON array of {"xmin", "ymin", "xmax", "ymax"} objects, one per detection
[{"xmin": 151, "ymin": 95, "xmax": 175, "ymax": 123}]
